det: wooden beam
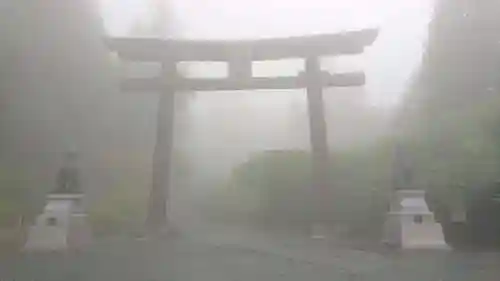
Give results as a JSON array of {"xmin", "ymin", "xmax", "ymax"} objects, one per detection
[
  {"xmin": 305, "ymin": 56, "xmax": 331, "ymax": 223},
  {"xmin": 147, "ymin": 62, "xmax": 176, "ymax": 233},
  {"xmin": 229, "ymin": 48, "xmax": 252, "ymax": 80},
  {"xmin": 105, "ymin": 29, "xmax": 378, "ymax": 62},
  {"xmin": 120, "ymin": 72, "xmax": 365, "ymax": 92}
]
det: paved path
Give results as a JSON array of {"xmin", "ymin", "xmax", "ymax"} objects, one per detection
[{"xmin": 2, "ymin": 224, "xmax": 500, "ymax": 281}]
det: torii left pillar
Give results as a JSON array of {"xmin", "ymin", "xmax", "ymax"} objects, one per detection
[{"xmin": 147, "ymin": 60, "xmax": 177, "ymax": 234}]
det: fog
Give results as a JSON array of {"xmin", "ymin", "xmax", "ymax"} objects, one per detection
[
  {"xmin": 1, "ymin": 0, "xmax": 431, "ymax": 232},
  {"xmin": 5, "ymin": 2, "xmax": 500, "ymax": 274},
  {"xmin": 104, "ymin": 0, "xmax": 433, "ymax": 217}
]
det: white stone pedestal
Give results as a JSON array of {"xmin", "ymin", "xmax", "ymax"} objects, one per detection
[
  {"xmin": 382, "ymin": 190, "xmax": 448, "ymax": 250},
  {"xmin": 24, "ymin": 194, "xmax": 91, "ymax": 251}
]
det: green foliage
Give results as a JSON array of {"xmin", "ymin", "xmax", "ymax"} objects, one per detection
[
  {"xmin": 0, "ymin": 168, "xmax": 33, "ymax": 227},
  {"xmin": 400, "ymin": 0, "xmax": 500, "ymax": 206},
  {"xmin": 230, "ymin": 150, "xmax": 312, "ymax": 221},
  {"xmin": 219, "ymin": 146, "xmax": 393, "ymax": 233},
  {"xmin": 88, "ymin": 180, "xmax": 147, "ymax": 236}
]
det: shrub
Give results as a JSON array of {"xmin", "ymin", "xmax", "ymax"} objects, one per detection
[
  {"xmin": 218, "ymin": 145, "xmax": 393, "ymax": 235},
  {"xmin": 0, "ymin": 168, "xmax": 33, "ymax": 227},
  {"xmin": 88, "ymin": 180, "xmax": 147, "ymax": 237},
  {"xmin": 0, "ymin": 168, "xmax": 33, "ymax": 252}
]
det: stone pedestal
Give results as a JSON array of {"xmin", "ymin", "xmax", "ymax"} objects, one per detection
[
  {"xmin": 382, "ymin": 190, "xmax": 448, "ymax": 250},
  {"xmin": 24, "ymin": 194, "xmax": 91, "ymax": 251}
]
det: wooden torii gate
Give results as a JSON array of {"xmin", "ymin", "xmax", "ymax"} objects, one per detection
[{"xmin": 106, "ymin": 29, "xmax": 378, "ymax": 233}]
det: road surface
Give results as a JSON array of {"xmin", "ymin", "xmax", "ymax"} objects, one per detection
[{"xmin": 2, "ymin": 223, "xmax": 500, "ymax": 281}]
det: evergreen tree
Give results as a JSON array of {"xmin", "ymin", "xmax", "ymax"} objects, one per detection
[{"xmin": 402, "ymin": 0, "xmax": 500, "ymax": 248}]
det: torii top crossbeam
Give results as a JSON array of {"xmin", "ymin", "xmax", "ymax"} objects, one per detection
[
  {"xmin": 105, "ymin": 29, "xmax": 378, "ymax": 92},
  {"xmin": 106, "ymin": 29, "xmax": 378, "ymax": 62}
]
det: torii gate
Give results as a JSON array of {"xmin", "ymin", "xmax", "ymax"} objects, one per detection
[{"xmin": 106, "ymin": 29, "xmax": 378, "ymax": 233}]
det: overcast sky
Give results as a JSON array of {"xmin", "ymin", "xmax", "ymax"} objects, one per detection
[{"xmin": 100, "ymin": 0, "xmax": 433, "ymax": 106}]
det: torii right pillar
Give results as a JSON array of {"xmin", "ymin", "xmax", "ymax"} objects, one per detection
[
  {"xmin": 304, "ymin": 52, "xmax": 376, "ymax": 239},
  {"xmin": 305, "ymin": 56, "xmax": 331, "ymax": 238}
]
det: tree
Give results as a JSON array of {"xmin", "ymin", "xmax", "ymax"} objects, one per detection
[
  {"xmin": 400, "ymin": 0, "xmax": 500, "ymax": 248},
  {"xmin": 0, "ymin": 1, "xmax": 151, "ymax": 225},
  {"xmin": 399, "ymin": 0, "xmax": 500, "ymax": 191}
]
